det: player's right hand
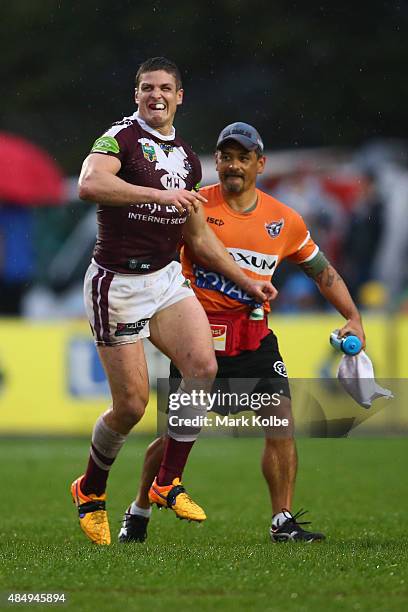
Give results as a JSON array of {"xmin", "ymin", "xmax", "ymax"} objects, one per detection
[
  {"xmin": 243, "ymin": 279, "xmax": 278, "ymax": 303},
  {"xmin": 155, "ymin": 189, "xmax": 208, "ymax": 215}
]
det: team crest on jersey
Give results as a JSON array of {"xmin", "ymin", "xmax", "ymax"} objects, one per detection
[
  {"xmin": 265, "ymin": 218, "xmax": 284, "ymax": 239},
  {"xmin": 141, "ymin": 143, "xmax": 157, "ymax": 162}
]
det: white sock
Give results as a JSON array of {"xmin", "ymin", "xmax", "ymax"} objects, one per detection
[
  {"xmin": 129, "ymin": 502, "xmax": 152, "ymax": 518},
  {"xmin": 272, "ymin": 510, "xmax": 291, "ymax": 528}
]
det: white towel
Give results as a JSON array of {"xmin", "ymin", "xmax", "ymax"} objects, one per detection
[{"xmin": 337, "ymin": 350, "xmax": 394, "ymax": 409}]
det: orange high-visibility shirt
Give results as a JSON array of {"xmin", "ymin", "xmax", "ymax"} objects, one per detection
[{"xmin": 181, "ymin": 183, "xmax": 319, "ymax": 313}]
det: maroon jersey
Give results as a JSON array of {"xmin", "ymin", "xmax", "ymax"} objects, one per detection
[{"xmin": 89, "ymin": 112, "xmax": 202, "ymax": 274}]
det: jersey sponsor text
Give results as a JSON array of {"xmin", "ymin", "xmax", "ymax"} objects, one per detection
[
  {"xmin": 228, "ymin": 248, "xmax": 278, "ymax": 276},
  {"xmin": 193, "ymin": 265, "xmax": 255, "ymax": 305}
]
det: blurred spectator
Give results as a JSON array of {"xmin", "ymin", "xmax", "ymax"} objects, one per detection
[
  {"xmin": 372, "ymin": 163, "xmax": 408, "ymax": 305},
  {"xmin": 339, "ymin": 170, "xmax": 384, "ymax": 301},
  {"xmin": 0, "ymin": 205, "xmax": 35, "ymax": 315},
  {"xmin": 270, "ymin": 168, "xmax": 347, "ymax": 267},
  {"xmin": 0, "ymin": 132, "xmax": 64, "ymax": 316}
]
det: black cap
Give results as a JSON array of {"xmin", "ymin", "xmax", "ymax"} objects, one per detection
[{"xmin": 216, "ymin": 122, "xmax": 264, "ymax": 154}]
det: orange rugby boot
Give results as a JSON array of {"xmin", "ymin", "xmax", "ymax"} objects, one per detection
[
  {"xmin": 148, "ymin": 477, "xmax": 206, "ymax": 522},
  {"xmin": 70, "ymin": 476, "xmax": 111, "ymax": 545}
]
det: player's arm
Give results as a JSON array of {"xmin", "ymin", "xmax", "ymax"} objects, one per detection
[
  {"xmin": 302, "ymin": 254, "xmax": 366, "ymax": 348},
  {"xmin": 183, "ymin": 205, "xmax": 278, "ymax": 303},
  {"xmin": 78, "ymin": 153, "xmax": 206, "ymax": 213}
]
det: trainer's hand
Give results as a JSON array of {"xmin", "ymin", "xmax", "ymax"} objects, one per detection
[
  {"xmin": 155, "ymin": 189, "xmax": 207, "ymax": 215},
  {"xmin": 338, "ymin": 318, "xmax": 366, "ymax": 351},
  {"xmin": 242, "ymin": 279, "xmax": 278, "ymax": 303}
]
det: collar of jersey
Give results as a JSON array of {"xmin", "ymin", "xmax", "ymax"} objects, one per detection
[
  {"xmin": 218, "ymin": 185, "xmax": 262, "ymax": 218},
  {"xmin": 133, "ymin": 111, "xmax": 176, "ymax": 141}
]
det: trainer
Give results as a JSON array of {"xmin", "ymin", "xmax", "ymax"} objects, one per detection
[{"xmin": 120, "ymin": 121, "xmax": 366, "ymax": 543}]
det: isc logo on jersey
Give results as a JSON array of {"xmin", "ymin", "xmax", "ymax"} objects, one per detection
[{"xmin": 228, "ymin": 248, "xmax": 278, "ymax": 276}]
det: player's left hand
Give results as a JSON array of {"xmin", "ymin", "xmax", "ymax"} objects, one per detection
[
  {"xmin": 338, "ymin": 318, "xmax": 366, "ymax": 351},
  {"xmin": 243, "ymin": 279, "xmax": 278, "ymax": 303}
]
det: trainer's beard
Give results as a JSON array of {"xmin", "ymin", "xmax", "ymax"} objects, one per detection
[
  {"xmin": 225, "ymin": 184, "xmax": 242, "ymax": 194},
  {"xmin": 223, "ymin": 176, "xmax": 244, "ymax": 193}
]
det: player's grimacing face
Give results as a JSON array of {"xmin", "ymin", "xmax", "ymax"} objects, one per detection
[
  {"xmin": 216, "ymin": 144, "xmax": 265, "ymax": 193},
  {"xmin": 135, "ymin": 70, "xmax": 183, "ymax": 133}
]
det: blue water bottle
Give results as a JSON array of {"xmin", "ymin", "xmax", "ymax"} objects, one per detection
[{"xmin": 330, "ymin": 329, "xmax": 362, "ymax": 355}]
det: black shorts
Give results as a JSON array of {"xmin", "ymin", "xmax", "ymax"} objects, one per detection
[{"xmin": 169, "ymin": 331, "xmax": 291, "ymax": 415}]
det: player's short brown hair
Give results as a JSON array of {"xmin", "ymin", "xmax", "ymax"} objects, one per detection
[{"xmin": 135, "ymin": 57, "xmax": 182, "ymax": 90}]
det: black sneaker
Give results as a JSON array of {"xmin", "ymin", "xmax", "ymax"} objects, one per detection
[
  {"xmin": 118, "ymin": 508, "xmax": 149, "ymax": 543},
  {"xmin": 270, "ymin": 508, "xmax": 325, "ymax": 542}
]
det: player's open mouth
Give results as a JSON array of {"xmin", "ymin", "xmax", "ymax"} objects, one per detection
[{"xmin": 149, "ymin": 103, "xmax": 166, "ymax": 111}]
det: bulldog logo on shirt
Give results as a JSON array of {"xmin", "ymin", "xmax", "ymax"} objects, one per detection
[{"xmin": 265, "ymin": 219, "xmax": 284, "ymax": 239}]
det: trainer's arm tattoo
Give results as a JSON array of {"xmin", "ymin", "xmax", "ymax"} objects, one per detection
[
  {"xmin": 314, "ymin": 265, "xmax": 343, "ymax": 288},
  {"xmin": 314, "ymin": 263, "xmax": 361, "ymax": 323}
]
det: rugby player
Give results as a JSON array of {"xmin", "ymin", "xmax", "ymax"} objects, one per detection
[
  {"xmin": 71, "ymin": 62, "xmax": 276, "ymax": 545},
  {"xmin": 119, "ymin": 122, "xmax": 366, "ymax": 543}
]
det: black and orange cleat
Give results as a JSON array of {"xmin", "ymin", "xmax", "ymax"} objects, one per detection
[
  {"xmin": 148, "ymin": 477, "xmax": 206, "ymax": 522},
  {"xmin": 71, "ymin": 475, "xmax": 111, "ymax": 545}
]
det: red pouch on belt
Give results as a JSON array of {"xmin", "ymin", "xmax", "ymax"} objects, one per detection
[{"xmin": 207, "ymin": 310, "xmax": 269, "ymax": 356}]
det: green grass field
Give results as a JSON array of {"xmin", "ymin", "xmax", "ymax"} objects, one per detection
[{"xmin": 0, "ymin": 436, "xmax": 407, "ymax": 611}]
